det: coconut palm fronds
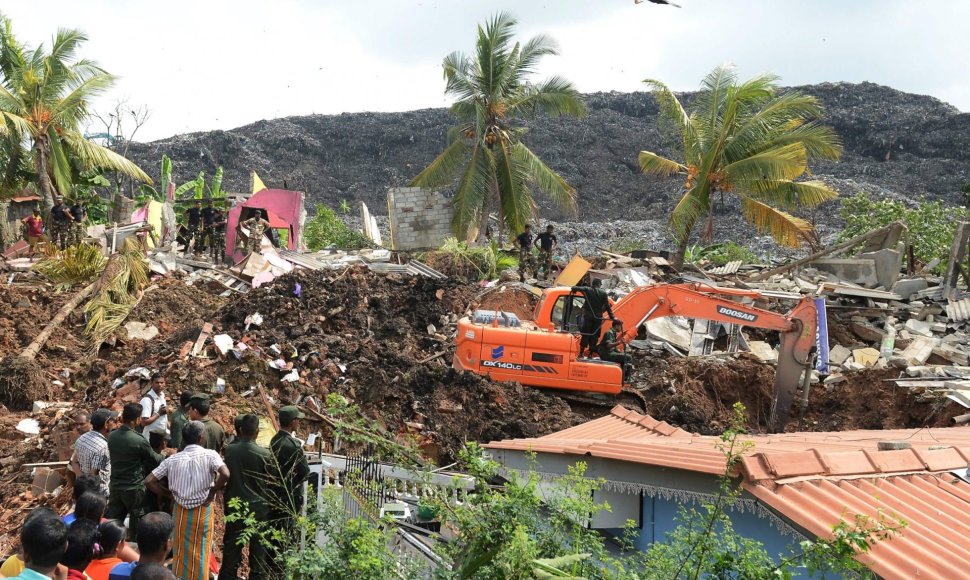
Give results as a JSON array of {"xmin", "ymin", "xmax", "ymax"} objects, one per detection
[
  {"xmin": 33, "ymin": 243, "xmax": 108, "ymax": 291},
  {"xmin": 83, "ymin": 237, "xmax": 149, "ymax": 352}
]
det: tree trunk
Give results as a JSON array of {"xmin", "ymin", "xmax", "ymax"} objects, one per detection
[
  {"xmin": 20, "ymin": 281, "xmax": 96, "ymax": 360},
  {"xmin": 33, "ymin": 140, "xmax": 56, "ymax": 212},
  {"xmin": 673, "ymin": 233, "xmax": 691, "ymax": 269}
]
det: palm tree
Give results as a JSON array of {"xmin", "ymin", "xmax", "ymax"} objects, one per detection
[
  {"xmin": 411, "ymin": 12, "xmax": 586, "ymax": 241},
  {"xmin": 0, "ymin": 13, "xmax": 150, "ymax": 210},
  {"xmin": 639, "ymin": 64, "xmax": 843, "ymax": 265}
]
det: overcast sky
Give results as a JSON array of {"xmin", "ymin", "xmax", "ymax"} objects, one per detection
[{"xmin": 4, "ymin": 0, "xmax": 967, "ymax": 141}]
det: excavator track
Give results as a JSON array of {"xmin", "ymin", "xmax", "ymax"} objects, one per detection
[{"xmin": 554, "ymin": 386, "xmax": 647, "ymax": 413}]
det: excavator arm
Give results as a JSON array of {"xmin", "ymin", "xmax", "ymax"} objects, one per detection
[{"xmin": 604, "ymin": 283, "xmax": 818, "ymax": 432}]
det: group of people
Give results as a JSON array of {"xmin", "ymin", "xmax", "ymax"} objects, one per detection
[
  {"xmin": 22, "ymin": 199, "xmax": 88, "ymax": 254},
  {"xmin": 3, "ymin": 370, "xmax": 312, "ymax": 580},
  {"xmin": 515, "ymin": 223, "xmax": 558, "ymax": 282},
  {"xmin": 183, "ymin": 201, "xmax": 228, "ymax": 263}
]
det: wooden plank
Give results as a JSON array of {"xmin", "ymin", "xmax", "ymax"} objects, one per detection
[
  {"xmin": 942, "ymin": 222, "xmax": 970, "ymax": 299},
  {"xmin": 555, "ymin": 254, "xmax": 592, "ymax": 287},
  {"xmin": 258, "ymin": 383, "xmax": 280, "ymax": 432},
  {"xmin": 190, "ymin": 322, "xmax": 213, "ymax": 357}
]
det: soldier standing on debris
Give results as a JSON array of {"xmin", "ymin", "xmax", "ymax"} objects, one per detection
[
  {"xmin": 516, "ymin": 224, "xmax": 536, "ymax": 282},
  {"xmin": 187, "ymin": 394, "xmax": 225, "ymax": 453},
  {"xmin": 107, "ymin": 403, "xmax": 166, "ymax": 540},
  {"xmin": 22, "ymin": 209, "xmax": 44, "ymax": 255},
  {"xmin": 69, "ymin": 200, "xmax": 86, "ymax": 246},
  {"xmin": 185, "ymin": 200, "xmax": 204, "ymax": 255},
  {"xmin": 50, "ymin": 197, "xmax": 74, "ymax": 250},
  {"xmin": 268, "ymin": 406, "xmax": 310, "ymax": 574},
  {"xmin": 597, "ymin": 319, "xmax": 633, "ymax": 381},
  {"xmin": 207, "ymin": 206, "xmax": 227, "ymax": 264},
  {"xmin": 139, "ymin": 373, "xmax": 168, "ymax": 439},
  {"xmin": 219, "ymin": 414, "xmax": 272, "ymax": 580},
  {"xmin": 534, "ymin": 224, "xmax": 558, "ymax": 281},
  {"xmin": 572, "ymin": 278, "xmax": 616, "ymax": 358},
  {"xmin": 242, "ymin": 210, "xmax": 270, "ymax": 254}
]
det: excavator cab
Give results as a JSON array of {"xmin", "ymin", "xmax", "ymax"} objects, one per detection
[{"xmin": 548, "ymin": 293, "xmax": 585, "ymax": 333}]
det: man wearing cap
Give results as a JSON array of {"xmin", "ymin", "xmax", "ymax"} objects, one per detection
[
  {"xmin": 187, "ymin": 394, "xmax": 225, "ymax": 453},
  {"xmin": 220, "ymin": 414, "xmax": 272, "ymax": 580},
  {"xmin": 268, "ymin": 406, "xmax": 310, "ymax": 574},
  {"xmin": 70, "ymin": 408, "xmax": 118, "ymax": 496},
  {"xmin": 597, "ymin": 320, "xmax": 633, "ymax": 381},
  {"xmin": 107, "ymin": 403, "xmax": 165, "ymax": 539},
  {"xmin": 139, "ymin": 373, "xmax": 168, "ymax": 440},
  {"xmin": 167, "ymin": 391, "xmax": 193, "ymax": 451}
]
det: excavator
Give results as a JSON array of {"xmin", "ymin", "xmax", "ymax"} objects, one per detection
[{"xmin": 453, "ymin": 282, "xmax": 819, "ymax": 432}]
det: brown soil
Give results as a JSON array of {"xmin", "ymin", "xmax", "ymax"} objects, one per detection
[{"xmin": 476, "ymin": 286, "xmax": 539, "ymax": 321}]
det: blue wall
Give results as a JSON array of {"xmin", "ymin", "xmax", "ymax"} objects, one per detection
[{"xmin": 603, "ymin": 493, "xmax": 806, "ymax": 578}]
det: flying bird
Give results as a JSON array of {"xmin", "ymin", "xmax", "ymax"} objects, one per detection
[{"xmin": 635, "ymin": 0, "xmax": 682, "ymax": 7}]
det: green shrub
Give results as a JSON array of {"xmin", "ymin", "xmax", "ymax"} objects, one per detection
[
  {"xmin": 424, "ymin": 237, "xmax": 518, "ymax": 280},
  {"xmin": 305, "ymin": 205, "xmax": 373, "ymax": 250},
  {"xmin": 838, "ymin": 192, "xmax": 970, "ymax": 272},
  {"xmin": 684, "ymin": 242, "xmax": 762, "ymax": 266}
]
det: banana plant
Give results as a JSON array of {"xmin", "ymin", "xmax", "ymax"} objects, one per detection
[
  {"xmin": 135, "ymin": 155, "xmax": 173, "ymax": 204},
  {"xmin": 209, "ymin": 166, "xmax": 223, "ymax": 198},
  {"xmin": 174, "ymin": 171, "xmax": 205, "ymax": 198}
]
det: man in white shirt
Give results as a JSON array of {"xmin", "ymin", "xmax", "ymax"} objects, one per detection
[
  {"xmin": 139, "ymin": 373, "xmax": 168, "ymax": 438},
  {"xmin": 144, "ymin": 421, "xmax": 228, "ymax": 580}
]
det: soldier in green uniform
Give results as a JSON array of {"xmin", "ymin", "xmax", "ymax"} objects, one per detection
[
  {"xmin": 597, "ymin": 319, "xmax": 632, "ymax": 381},
  {"xmin": 516, "ymin": 224, "xmax": 537, "ymax": 282},
  {"xmin": 219, "ymin": 414, "xmax": 272, "ymax": 580},
  {"xmin": 268, "ymin": 406, "xmax": 310, "ymax": 577},
  {"xmin": 69, "ymin": 200, "xmax": 86, "ymax": 246},
  {"xmin": 242, "ymin": 210, "xmax": 271, "ymax": 254},
  {"xmin": 167, "ymin": 391, "xmax": 193, "ymax": 451},
  {"xmin": 572, "ymin": 278, "xmax": 616, "ymax": 358},
  {"xmin": 106, "ymin": 403, "xmax": 165, "ymax": 540},
  {"xmin": 207, "ymin": 206, "xmax": 227, "ymax": 264},
  {"xmin": 187, "ymin": 394, "xmax": 225, "ymax": 453},
  {"xmin": 50, "ymin": 198, "xmax": 74, "ymax": 250},
  {"xmin": 535, "ymin": 224, "xmax": 558, "ymax": 280}
]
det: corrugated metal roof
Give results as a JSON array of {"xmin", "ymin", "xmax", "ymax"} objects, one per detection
[{"xmin": 486, "ymin": 406, "xmax": 970, "ymax": 579}]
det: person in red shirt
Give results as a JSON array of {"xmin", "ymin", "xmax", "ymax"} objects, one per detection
[{"xmin": 22, "ymin": 209, "xmax": 44, "ymax": 254}]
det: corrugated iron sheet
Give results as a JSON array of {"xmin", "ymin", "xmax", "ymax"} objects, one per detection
[
  {"xmin": 705, "ymin": 260, "xmax": 742, "ymax": 275},
  {"xmin": 945, "ymin": 297, "xmax": 970, "ymax": 322}
]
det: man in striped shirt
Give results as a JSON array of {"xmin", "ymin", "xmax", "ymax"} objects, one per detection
[
  {"xmin": 144, "ymin": 421, "xmax": 228, "ymax": 580},
  {"xmin": 70, "ymin": 408, "xmax": 118, "ymax": 496}
]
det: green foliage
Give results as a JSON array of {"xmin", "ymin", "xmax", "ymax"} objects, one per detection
[
  {"xmin": 210, "ymin": 166, "xmax": 223, "ymax": 198},
  {"xmin": 304, "ymin": 205, "xmax": 373, "ymax": 250},
  {"xmin": 226, "ymin": 489, "xmax": 414, "ymax": 580},
  {"xmin": 339, "ymin": 199, "xmax": 351, "ymax": 214},
  {"xmin": 33, "ymin": 242, "xmax": 107, "ymax": 290},
  {"xmin": 0, "ymin": 13, "xmax": 151, "ymax": 209},
  {"xmin": 412, "ymin": 12, "xmax": 586, "ymax": 239},
  {"xmin": 83, "ymin": 237, "xmax": 149, "ymax": 350},
  {"xmin": 324, "ymin": 393, "xmax": 422, "ymax": 465},
  {"xmin": 67, "ymin": 172, "xmax": 111, "ymax": 223},
  {"xmin": 838, "ymin": 192, "xmax": 970, "ymax": 272},
  {"xmin": 683, "ymin": 241, "xmax": 762, "ymax": 266},
  {"xmin": 641, "ymin": 65, "xmax": 842, "ymax": 260},
  {"xmin": 427, "ymin": 237, "xmax": 518, "ymax": 280},
  {"xmin": 175, "ymin": 171, "xmax": 205, "ymax": 199}
]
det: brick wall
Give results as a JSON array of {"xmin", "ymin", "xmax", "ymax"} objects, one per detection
[{"xmin": 386, "ymin": 187, "xmax": 454, "ymax": 251}]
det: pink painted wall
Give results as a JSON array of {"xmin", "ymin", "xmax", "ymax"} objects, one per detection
[{"xmin": 226, "ymin": 188, "xmax": 305, "ymax": 262}]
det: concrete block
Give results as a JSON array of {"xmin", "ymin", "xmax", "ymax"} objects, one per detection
[
  {"xmin": 857, "ymin": 248, "xmax": 903, "ymax": 289},
  {"xmin": 891, "ymin": 278, "xmax": 929, "ymax": 300},
  {"xmin": 829, "ymin": 344, "xmax": 852, "ymax": 365},
  {"xmin": 812, "ymin": 258, "xmax": 879, "ymax": 288}
]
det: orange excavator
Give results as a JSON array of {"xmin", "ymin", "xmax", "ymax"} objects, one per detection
[{"xmin": 453, "ymin": 283, "xmax": 819, "ymax": 432}]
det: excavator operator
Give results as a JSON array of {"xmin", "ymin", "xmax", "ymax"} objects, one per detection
[
  {"xmin": 571, "ymin": 278, "xmax": 615, "ymax": 357},
  {"xmin": 598, "ymin": 319, "xmax": 632, "ymax": 381}
]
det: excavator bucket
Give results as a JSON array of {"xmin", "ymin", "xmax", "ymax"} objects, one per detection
[{"xmin": 769, "ymin": 327, "xmax": 807, "ymax": 432}]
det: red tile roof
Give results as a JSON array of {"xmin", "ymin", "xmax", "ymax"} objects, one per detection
[{"xmin": 485, "ymin": 406, "xmax": 970, "ymax": 580}]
